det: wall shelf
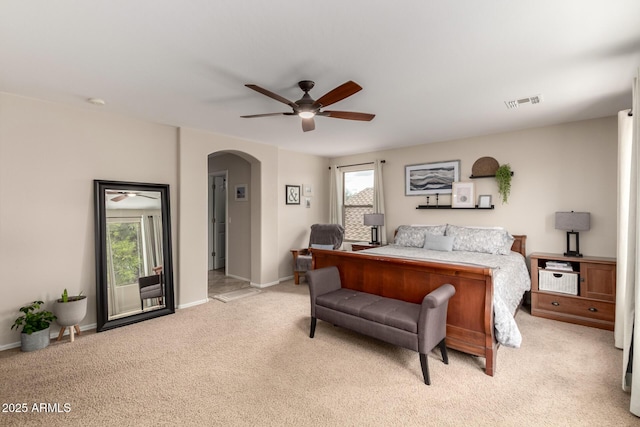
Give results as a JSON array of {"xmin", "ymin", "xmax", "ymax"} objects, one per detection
[
  {"xmin": 469, "ymin": 171, "xmax": 514, "ymax": 179},
  {"xmin": 416, "ymin": 205, "xmax": 494, "ymax": 210}
]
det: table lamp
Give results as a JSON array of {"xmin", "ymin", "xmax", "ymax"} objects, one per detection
[
  {"xmin": 363, "ymin": 213, "xmax": 384, "ymax": 245},
  {"xmin": 555, "ymin": 211, "xmax": 590, "ymax": 257}
]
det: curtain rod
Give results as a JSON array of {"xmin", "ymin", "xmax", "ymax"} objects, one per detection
[{"xmin": 328, "ymin": 160, "xmax": 385, "ymax": 170}]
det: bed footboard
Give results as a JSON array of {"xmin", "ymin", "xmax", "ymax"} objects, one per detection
[{"xmin": 312, "ymin": 249, "xmax": 497, "ymax": 376}]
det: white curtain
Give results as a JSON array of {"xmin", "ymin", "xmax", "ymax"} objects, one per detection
[
  {"xmin": 373, "ymin": 159, "xmax": 387, "ymax": 244},
  {"xmin": 329, "ymin": 165, "xmax": 343, "ymax": 225},
  {"xmin": 616, "ymin": 68, "xmax": 639, "ymax": 416}
]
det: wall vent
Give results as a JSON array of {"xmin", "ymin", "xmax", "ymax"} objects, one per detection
[{"xmin": 505, "ymin": 94, "xmax": 543, "ymax": 109}]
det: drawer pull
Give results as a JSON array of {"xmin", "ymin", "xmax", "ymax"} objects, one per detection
[
  {"xmin": 588, "ymin": 307, "xmax": 598, "ymax": 312},
  {"xmin": 551, "ymin": 301, "xmax": 560, "ymax": 306},
  {"xmin": 553, "ymin": 273, "xmax": 563, "ymax": 278}
]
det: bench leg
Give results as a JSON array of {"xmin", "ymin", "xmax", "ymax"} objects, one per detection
[
  {"xmin": 438, "ymin": 339, "xmax": 448, "ymax": 364},
  {"xmin": 419, "ymin": 353, "xmax": 430, "ymax": 385},
  {"xmin": 309, "ymin": 317, "xmax": 317, "ymax": 338}
]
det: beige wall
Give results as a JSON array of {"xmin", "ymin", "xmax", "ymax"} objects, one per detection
[
  {"xmin": 330, "ymin": 116, "xmax": 618, "ymax": 258},
  {"xmin": 277, "ymin": 150, "xmax": 330, "ymax": 279},
  {"xmin": 0, "ymin": 93, "xmax": 178, "ymax": 349}
]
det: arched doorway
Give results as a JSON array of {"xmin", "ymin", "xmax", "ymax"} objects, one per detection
[{"xmin": 207, "ymin": 151, "xmax": 255, "ymax": 295}]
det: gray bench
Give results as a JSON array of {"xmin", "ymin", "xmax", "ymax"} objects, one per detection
[{"xmin": 306, "ymin": 266, "xmax": 456, "ymax": 385}]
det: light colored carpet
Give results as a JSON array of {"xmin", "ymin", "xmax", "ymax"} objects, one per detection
[
  {"xmin": 0, "ymin": 280, "xmax": 636, "ymax": 426},
  {"xmin": 211, "ymin": 287, "xmax": 262, "ymax": 303}
]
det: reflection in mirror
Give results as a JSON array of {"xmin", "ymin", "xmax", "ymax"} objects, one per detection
[{"xmin": 94, "ymin": 180, "xmax": 174, "ymax": 331}]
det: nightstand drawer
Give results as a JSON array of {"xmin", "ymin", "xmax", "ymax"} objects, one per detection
[{"xmin": 532, "ymin": 292, "xmax": 614, "ymax": 325}]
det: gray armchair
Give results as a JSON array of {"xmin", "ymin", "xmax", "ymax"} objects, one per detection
[
  {"xmin": 291, "ymin": 224, "xmax": 345, "ymax": 284},
  {"xmin": 139, "ymin": 273, "xmax": 164, "ymax": 310}
]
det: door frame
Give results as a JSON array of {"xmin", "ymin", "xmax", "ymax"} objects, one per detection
[{"xmin": 208, "ymin": 171, "xmax": 228, "ymax": 272}]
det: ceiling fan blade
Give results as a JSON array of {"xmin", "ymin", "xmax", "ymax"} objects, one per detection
[
  {"xmin": 313, "ymin": 81, "xmax": 362, "ymax": 108},
  {"xmin": 111, "ymin": 195, "xmax": 127, "ymax": 202},
  {"xmin": 321, "ymin": 110, "xmax": 376, "ymax": 121},
  {"xmin": 302, "ymin": 117, "xmax": 315, "ymax": 132},
  {"xmin": 245, "ymin": 84, "xmax": 298, "ymax": 109},
  {"xmin": 139, "ymin": 195, "xmax": 158, "ymax": 199},
  {"xmin": 241, "ymin": 112, "xmax": 289, "ymax": 118}
]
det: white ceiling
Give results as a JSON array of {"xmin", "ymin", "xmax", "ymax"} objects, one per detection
[{"xmin": 1, "ymin": 1, "xmax": 639, "ymax": 157}]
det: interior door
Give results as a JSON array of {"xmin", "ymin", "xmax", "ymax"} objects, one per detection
[{"xmin": 213, "ymin": 175, "xmax": 226, "ymax": 270}]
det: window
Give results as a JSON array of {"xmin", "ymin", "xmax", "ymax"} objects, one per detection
[
  {"xmin": 343, "ymin": 169, "xmax": 374, "ymax": 241},
  {"xmin": 106, "ymin": 218, "xmax": 146, "ymax": 287}
]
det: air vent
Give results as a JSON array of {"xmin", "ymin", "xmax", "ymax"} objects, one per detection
[{"xmin": 504, "ymin": 94, "xmax": 543, "ymax": 109}]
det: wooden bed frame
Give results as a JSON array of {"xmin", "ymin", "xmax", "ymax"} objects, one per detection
[{"xmin": 311, "ymin": 235, "xmax": 527, "ymax": 376}]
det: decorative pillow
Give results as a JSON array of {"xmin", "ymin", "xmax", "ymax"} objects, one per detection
[
  {"xmin": 445, "ymin": 224, "xmax": 514, "ymax": 255},
  {"xmin": 311, "ymin": 244, "xmax": 334, "ymax": 250},
  {"xmin": 423, "ymin": 234, "xmax": 454, "ymax": 251},
  {"xmin": 394, "ymin": 226, "xmax": 427, "ymax": 247},
  {"xmin": 409, "ymin": 224, "xmax": 447, "ymax": 236}
]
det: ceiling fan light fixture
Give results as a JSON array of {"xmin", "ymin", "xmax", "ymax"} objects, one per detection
[
  {"xmin": 126, "ymin": 193, "xmax": 137, "ymax": 198},
  {"xmin": 298, "ymin": 111, "xmax": 315, "ymax": 119}
]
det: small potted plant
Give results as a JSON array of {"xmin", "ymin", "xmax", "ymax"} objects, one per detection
[
  {"xmin": 495, "ymin": 164, "xmax": 512, "ymax": 203},
  {"xmin": 11, "ymin": 301, "xmax": 56, "ymax": 352},
  {"xmin": 54, "ymin": 289, "xmax": 87, "ymax": 341}
]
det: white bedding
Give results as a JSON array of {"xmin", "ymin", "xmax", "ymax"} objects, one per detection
[{"xmin": 358, "ymin": 244, "xmax": 531, "ymax": 348}]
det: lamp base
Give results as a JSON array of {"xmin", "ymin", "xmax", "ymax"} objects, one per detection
[
  {"xmin": 563, "ymin": 251, "xmax": 583, "ymax": 258},
  {"xmin": 564, "ymin": 231, "xmax": 583, "ymax": 258},
  {"xmin": 369, "ymin": 226, "xmax": 379, "ymax": 245}
]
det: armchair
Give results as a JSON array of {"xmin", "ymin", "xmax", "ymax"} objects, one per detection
[
  {"xmin": 139, "ymin": 273, "xmax": 164, "ymax": 310},
  {"xmin": 291, "ymin": 224, "xmax": 344, "ymax": 284}
]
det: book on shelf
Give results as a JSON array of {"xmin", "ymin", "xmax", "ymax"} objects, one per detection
[{"xmin": 545, "ymin": 261, "xmax": 574, "ymax": 271}]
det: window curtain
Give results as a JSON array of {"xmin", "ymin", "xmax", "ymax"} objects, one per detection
[
  {"xmin": 329, "ymin": 165, "xmax": 343, "ymax": 225},
  {"xmin": 143, "ymin": 214, "xmax": 163, "ymax": 276},
  {"xmin": 373, "ymin": 159, "xmax": 387, "ymax": 244},
  {"xmin": 616, "ymin": 68, "xmax": 639, "ymax": 416}
]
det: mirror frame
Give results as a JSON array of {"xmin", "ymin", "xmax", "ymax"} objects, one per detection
[{"xmin": 94, "ymin": 180, "xmax": 175, "ymax": 332}]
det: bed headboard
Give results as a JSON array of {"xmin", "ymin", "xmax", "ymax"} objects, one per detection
[{"xmin": 511, "ymin": 235, "xmax": 526, "ymax": 257}]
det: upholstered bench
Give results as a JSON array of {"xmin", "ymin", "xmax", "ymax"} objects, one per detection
[{"xmin": 306, "ymin": 266, "xmax": 455, "ymax": 385}]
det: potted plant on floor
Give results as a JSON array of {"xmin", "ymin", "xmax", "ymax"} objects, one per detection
[
  {"xmin": 11, "ymin": 301, "xmax": 56, "ymax": 352},
  {"xmin": 54, "ymin": 289, "xmax": 87, "ymax": 342}
]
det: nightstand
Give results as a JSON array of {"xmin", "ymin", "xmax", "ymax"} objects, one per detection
[
  {"xmin": 529, "ymin": 252, "xmax": 616, "ymax": 330},
  {"xmin": 351, "ymin": 242, "xmax": 386, "ymax": 252}
]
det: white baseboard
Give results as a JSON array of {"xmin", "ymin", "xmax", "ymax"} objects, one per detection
[
  {"xmin": 251, "ymin": 280, "xmax": 280, "ymax": 289},
  {"xmin": 177, "ymin": 298, "xmax": 209, "ymax": 309}
]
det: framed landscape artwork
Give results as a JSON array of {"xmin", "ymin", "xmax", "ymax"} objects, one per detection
[{"xmin": 405, "ymin": 160, "xmax": 460, "ymax": 195}]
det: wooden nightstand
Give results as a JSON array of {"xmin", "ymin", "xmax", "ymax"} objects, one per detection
[
  {"xmin": 351, "ymin": 242, "xmax": 386, "ymax": 252},
  {"xmin": 529, "ymin": 252, "xmax": 616, "ymax": 330}
]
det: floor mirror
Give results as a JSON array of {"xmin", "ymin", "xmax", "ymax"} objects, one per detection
[{"xmin": 94, "ymin": 180, "xmax": 175, "ymax": 331}]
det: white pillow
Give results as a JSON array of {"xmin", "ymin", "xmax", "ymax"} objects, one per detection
[{"xmin": 423, "ymin": 234, "xmax": 454, "ymax": 251}]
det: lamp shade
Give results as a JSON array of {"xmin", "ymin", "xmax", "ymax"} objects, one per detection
[
  {"xmin": 363, "ymin": 213, "xmax": 384, "ymax": 226},
  {"xmin": 555, "ymin": 212, "xmax": 590, "ymax": 231}
]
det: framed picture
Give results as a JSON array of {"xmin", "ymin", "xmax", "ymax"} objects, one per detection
[
  {"xmin": 235, "ymin": 184, "xmax": 248, "ymax": 201},
  {"xmin": 286, "ymin": 185, "xmax": 300, "ymax": 205},
  {"xmin": 304, "ymin": 184, "xmax": 313, "ymax": 196},
  {"xmin": 305, "ymin": 197, "xmax": 311, "ymax": 208},
  {"xmin": 451, "ymin": 182, "xmax": 475, "ymax": 208},
  {"xmin": 405, "ymin": 160, "xmax": 460, "ymax": 195},
  {"xmin": 478, "ymin": 194, "xmax": 492, "ymax": 209}
]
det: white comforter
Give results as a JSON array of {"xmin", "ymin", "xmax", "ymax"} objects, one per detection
[{"xmin": 358, "ymin": 245, "xmax": 531, "ymax": 348}]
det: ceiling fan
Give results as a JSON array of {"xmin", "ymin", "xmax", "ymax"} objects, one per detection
[
  {"xmin": 241, "ymin": 80, "xmax": 375, "ymax": 132},
  {"xmin": 106, "ymin": 191, "xmax": 158, "ymax": 202}
]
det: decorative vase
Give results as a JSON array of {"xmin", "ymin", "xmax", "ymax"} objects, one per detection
[
  {"xmin": 54, "ymin": 296, "xmax": 87, "ymax": 327},
  {"xmin": 21, "ymin": 327, "xmax": 50, "ymax": 352}
]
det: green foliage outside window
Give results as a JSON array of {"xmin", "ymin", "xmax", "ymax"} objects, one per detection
[{"xmin": 107, "ymin": 222, "xmax": 142, "ymax": 286}]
